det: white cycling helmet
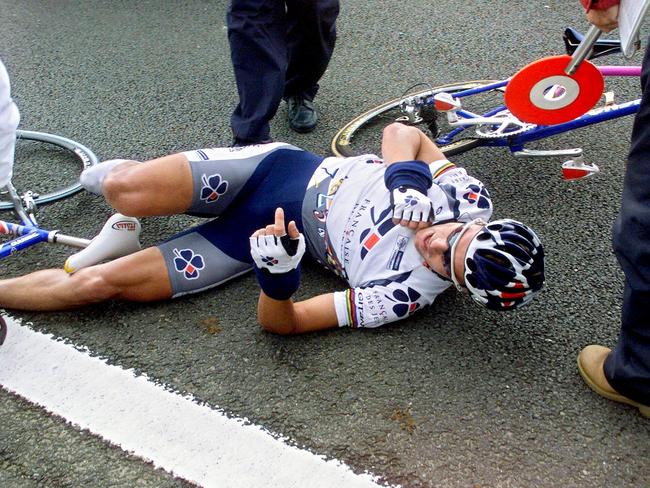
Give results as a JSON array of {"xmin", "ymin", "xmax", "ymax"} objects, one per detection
[{"xmin": 450, "ymin": 218, "xmax": 545, "ymax": 310}]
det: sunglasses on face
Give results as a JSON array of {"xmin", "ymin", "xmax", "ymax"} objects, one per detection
[{"xmin": 441, "ymin": 225, "xmax": 464, "ymax": 278}]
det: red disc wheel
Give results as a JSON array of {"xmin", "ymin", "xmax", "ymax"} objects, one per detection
[{"xmin": 504, "ymin": 55, "xmax": 604, "ymax": 125}]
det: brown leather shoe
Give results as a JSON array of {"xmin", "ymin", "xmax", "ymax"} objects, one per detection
[{"xmin": 577, "ymin": 345, "xmax": 650, "ymax": 418}]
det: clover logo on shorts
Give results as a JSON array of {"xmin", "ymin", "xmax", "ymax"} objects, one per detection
[
  {"xmin": 173, "ymin": 248, "xmax": 205, "ymax": 280},
  {"xmin": 200, "ymin": 173, "xmax": 229, "ymax": 204}
]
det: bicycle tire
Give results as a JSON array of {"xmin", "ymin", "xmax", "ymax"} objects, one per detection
[
  {"xmin": 1, "ymin": 130, "xmax": 99, "ymax": 211},
  {"xmin": 331, "ymin": 80, "xmax": 500, "ymax": 158}
]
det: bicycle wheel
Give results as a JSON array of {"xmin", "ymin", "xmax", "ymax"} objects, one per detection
[
  {"xmin": 1, "ymin": 130, "xmax": 99, "ymax": 211},
  {"xmin": 331, "ymin": 80, "xmax": 501, "ymax": 158}
]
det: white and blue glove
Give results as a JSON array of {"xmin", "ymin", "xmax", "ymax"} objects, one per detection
[
  {"xmin": 249, "ymin": 233, "xmax": 305, "ymax": 274},
  {"xmin": 385, "ymin": 159, "xmax": 434, "ymax": 228},
  {"xmin": 250, "ymin": 208, "xmax": 305, "ymax": 300},
  {"xmin": 390, "ymin": 186, "xmax": 434, "ymax": 227}
]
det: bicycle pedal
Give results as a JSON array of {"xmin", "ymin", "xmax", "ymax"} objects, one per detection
[
  {"xmin": 561, "ymin": 156, "xmax": 599, "ymax": 180},
  {"xmin": 433, "ymin": 92, "xmax": 461, "ymax": 112}
]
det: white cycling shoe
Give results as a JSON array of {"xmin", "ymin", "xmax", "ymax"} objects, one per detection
[{"xmin": 64, "ymin": 213, "xmax": 142, "ymax": 273}]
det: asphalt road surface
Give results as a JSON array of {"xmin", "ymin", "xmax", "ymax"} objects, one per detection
[{"xmin": 1, "ymin": 1, "xmax": 649, "ymax": 487}]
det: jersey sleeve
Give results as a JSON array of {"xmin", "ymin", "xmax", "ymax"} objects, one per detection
[
  {"xmin": 428, "ymin": 159, "xmax": 493, "ymax": 224},
  {"xmin": 580, "ymin": 0, "xmax": 619, "ymax": 11},
  {"xmin": 0, "ymin": 60, "xmax": 19, "ymax": 188},
  {"xmin": 333, "ymin": 277, "xmax": 443, "ymax": 328}
]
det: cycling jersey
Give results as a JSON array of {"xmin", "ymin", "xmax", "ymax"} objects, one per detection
[{"xmin": 302, "ymin": 154, "xmax": 493, "ymax": 328}]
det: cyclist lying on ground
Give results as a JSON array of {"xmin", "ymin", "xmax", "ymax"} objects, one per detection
[{"xmin": 0, "ymin": 123, "xmax": 545, "ymax": 333}]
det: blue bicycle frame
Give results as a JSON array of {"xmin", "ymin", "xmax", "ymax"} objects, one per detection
[
  {"xmin": 0, "ymin": 218, "xmax": 88, "ymax": 258},
  {"xmin": 435, "ymin": 66, "xmax": 641, "ymax": 153}
]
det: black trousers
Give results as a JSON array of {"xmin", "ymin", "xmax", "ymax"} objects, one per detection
[
  {"xmin": 606, "ymin": 38, "xmax": 650, "ymax": 405},
  {"xmin": 227, "ymin": 0, "xmax": 339, "ymax": 142}
]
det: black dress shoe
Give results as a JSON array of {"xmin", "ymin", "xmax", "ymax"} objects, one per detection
[
  {"xmin": 231, "ymin": 137, "xmax": 274, "ymax": 147},
  {"xmin": 286, "ymin": 96, "xmax": 317, "ymax": 133}
]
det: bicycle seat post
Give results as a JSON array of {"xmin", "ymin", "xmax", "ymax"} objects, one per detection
[{"xmin": 565, "ymin": 25, "xmax": 602, "ymax": 75}]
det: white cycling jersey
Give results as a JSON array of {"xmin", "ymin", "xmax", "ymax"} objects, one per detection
[
  {"xmin": 301, "ymin": 154, "xmax": 493, "ymax": 328},
  {"xmin": 0, "ymin": 59, "xmax": 20, "ymax": 188}
]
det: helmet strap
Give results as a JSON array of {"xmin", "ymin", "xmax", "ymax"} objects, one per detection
[{"xmin": 450, "ymin": 218, "xmax": 485, "ymax": 292}]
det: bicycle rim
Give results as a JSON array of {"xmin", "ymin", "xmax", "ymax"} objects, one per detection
[
  {"xmin": 331, "ymin": 80, "xmax": 499, "ymax": 158},
  {"xmin": 1, "ymin": 130, "xmax": 99, "ymax": 211}
]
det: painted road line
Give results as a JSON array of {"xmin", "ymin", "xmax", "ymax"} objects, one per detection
[{"xmin": 0, "ymin": 316, "xmax": 390, "ymax": 488}]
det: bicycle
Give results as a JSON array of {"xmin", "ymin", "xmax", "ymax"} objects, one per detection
[
  {"xmin": 0, "ymin": 130, "xmax": 141, "ymax": 270},
  {"xmin": 331, "ymin": 27, "xmax": 642, "ymax": 180}
]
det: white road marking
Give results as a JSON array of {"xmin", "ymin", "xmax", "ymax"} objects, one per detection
[{"xmin": 0, "ymin": 316, "xmax": 391, "ymax": 488}]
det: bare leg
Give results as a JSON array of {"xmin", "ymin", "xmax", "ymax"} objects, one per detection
[
  {"xmin": 0, "ymin": 247, "xmax": 171, "ymax": 311},
  {"xmin": 102, "ymin": 153, "xmax": 194, "ymax": 217}
]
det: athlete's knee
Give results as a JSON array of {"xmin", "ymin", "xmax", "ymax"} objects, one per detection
[
  {"xmin": 383, "ymin": 122, "xmax": 410, "ymax": 140},
  {"xmin": 383, "ymin": 122, "xmax": 427, "ymax": 150},
  {"xmin": 102, "ymin": 162, "xmax": 147, "ymax": 214},
  {"xmin": 102, "ymin": 161, "xmax": 140, "ymax": 196}
]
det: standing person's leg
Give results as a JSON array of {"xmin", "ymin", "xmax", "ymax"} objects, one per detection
[
  {"xmin": 578, "ymin": 40, "xmax": 650, "ymax": 416},
  {"xmin": 0, "ymin": 59, "xmax": 20, "ymax": 188},
  {"xmin": 227, "ymin": 0, "xmax": 288, "ymax": 144},
  {"xmin": 604, "ymin": 39, "xmax": 650, "ymax": 407},
  {"xmin": 283, "ymin": 0, "xmax": 339, "ymax": 133}
]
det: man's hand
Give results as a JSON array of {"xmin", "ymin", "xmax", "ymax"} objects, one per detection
[
  {"xmin": 586, "ymin": 4, "xmax": 619, "ymax": 32},
  {"xmin": 391, "ymin": 187, "xmax": 434, "ymax": 229},
  {"xmin": 250, "ymin": 207, "xmax": 305, "ymax": 274}
]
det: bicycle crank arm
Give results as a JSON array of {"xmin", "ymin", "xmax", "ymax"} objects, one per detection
[{"xmin": 513, "ymin": 148, "xmax": 583, "ymax": 158}]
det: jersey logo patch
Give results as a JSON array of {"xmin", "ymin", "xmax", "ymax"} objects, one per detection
[
  {"xmin": 173, "ymin": 248, "xmax": 205, "ymax": 280},
  {"xmin": 359, "ymin": 206, "xmax": 395, "ymax": 259},
  {"xmin": 463, "ymin": 184, "xmax": 491, "ymax": 209},
  {"xmin": 200, "ymin": 173, "xmax": 229, "ymax": 203},
  {"xmin": 387, "ymin": 287, "xmax": 422, "ymax": 317},
  {"xmin": 387, "ymin": 235, "xmax": 409, "ymax": 270}
]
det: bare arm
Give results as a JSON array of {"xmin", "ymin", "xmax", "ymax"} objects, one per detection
[
  {"xmin": 257, "ymin": 292, "xmax": 339, "ymax": 335},
  {"xmin": 381, "ymin": 122, "xmax": 446, "ymax": 165},
  {"xmin": 250, "ymin": 207, "xmax": 340, "ymax": 335}
]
